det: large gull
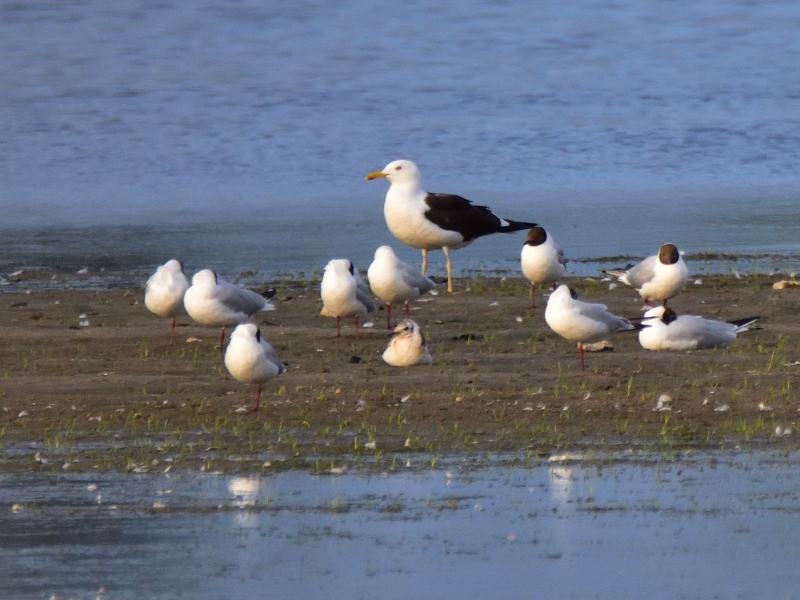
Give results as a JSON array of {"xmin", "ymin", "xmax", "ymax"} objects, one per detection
[{"xmin": 366, "ymin": 159, "xmax": 536, "ymax": 293}]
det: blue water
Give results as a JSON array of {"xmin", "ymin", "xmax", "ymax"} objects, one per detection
[
  {"xmin": 3, "ymin": 453, "xmax": 800, "ymax": 599},
  {"xmin": 2, "ymin": 0, "xmax": 800, "ymax": 279}
]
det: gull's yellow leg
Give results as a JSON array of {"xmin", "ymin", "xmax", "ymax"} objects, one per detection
[
  {"xmin": 421, "ymin": 249, "xmax": 428, "ymax": 275},
  {"xmin": 443, "ymin": 246, "xmax": 453, "ymax": 293}
]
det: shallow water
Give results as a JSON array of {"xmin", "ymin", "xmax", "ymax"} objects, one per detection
[
  {"xmin": 2, "ymin": 0, "xmax": 800, "ymax": 279},
  {"xmin": 3, "ymin": 452, "xmax": 800, "ymax": 599}
]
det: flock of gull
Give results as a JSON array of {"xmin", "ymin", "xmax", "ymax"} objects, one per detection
[{"xmin": 144, "ymin": 159, "xmax": 758, "ymax": 410}]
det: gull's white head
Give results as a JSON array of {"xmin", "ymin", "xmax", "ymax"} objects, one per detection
[
  {"xmin": 324, "ymin": 259, "xmax": 354, "ymax": 276},
  {"xmin": 230, "ymin": 322, "xmax": 259, "ymax": 342},
  {"xmin": 548, "ymin": 284, "xmax": 576, "ymax": 304},
  {"xmin": 163, "ymin": 259, "xmax": 185, "ymax": 274},
  {"xmin": 373, "ymin": 245, "xmax": 398, "ymax": 262},
  {"xmin": 191, "ymin": 269, "xmax": 217, "ymax": 286},
  {"xmin": 366, "ymin": 159, "xmax": 422, "ymax": 185}
]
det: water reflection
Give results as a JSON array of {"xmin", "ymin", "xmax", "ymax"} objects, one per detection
[{"xmin": 2, "ymin": 454, "xmax": 800, "ymax": 598}]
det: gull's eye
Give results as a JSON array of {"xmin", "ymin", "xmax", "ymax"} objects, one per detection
[{"xmin": 395, "ymin": 165, "xmax": 402, "ymax": 170}]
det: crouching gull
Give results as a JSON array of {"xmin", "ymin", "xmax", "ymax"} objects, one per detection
[
  {"xmin": 144, "ymin": 259, "xmax": 190, "ymax": 346},
  {"xmin": 224, "ymin": 323, "xmax": 286, "ymax": 411},
  {"xmin": 368, "ymin": 245, "xmax": 435, "ymax": 329},
  {"xmin": 382, "ymin": 319, "xmax": 432, "ymax": 367},
  {"xmin": 520, "ymin": 227, "xmax": 567, "ymax": 309},
  {"xmin": 639, "ymin": 306, "xmax": 759, "ymax": 351},
  {"xmin": 366, "ymin": 159, "xmax": 537, "ymax": 293},
  {"xmin": 544, "ymin": 284, "xmax": 635, "ymax": 372},
  {"xmin": 320, "ymin": 259, "xmax": 377, "ymax": 338},
  {"xmin": 184, "ymin": 269, "xmax": 275, "ymax": 352},
  {"xmin": 604, "ymin": 243, "xmax": 688, "ymax": 307}
]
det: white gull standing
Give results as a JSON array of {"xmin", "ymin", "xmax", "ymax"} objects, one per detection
[
  {"xmin": 144, "ymin": 259, "xmax": 190, "ymax": 345},
  {"xmin": 544, "ymin": 284, "xmax": 635, "ymax": 371},
  {"xmin": 366, "ymin": 159, "xmax": 537, "ymax": 293},
  {"xmin": 183, "ymin": 269, "xmax": 275, "ymax": 352},
  {"xmin": 382, "ymin": 319, "xmax": 432, "ymax": 367},
  {"xmin": 320, "ymin": 259, "xmax": 377, "ymax": 338},
  {"xmin": 224, "ymin": 323, "xmax": 286, "ymax": 411},
  {"xmin": 639, "ymin": 306, "xmax": 759, "ymax": 351},
  {"xmin": 605, "ymin": 243, "xmax": 688, "ymax": 306},
  {"xmin": 521, "ymin": 227, "xmax": 567, "ymax": 309},
  {"xmin": 367, "ymin": 245, "xmax": 435, "ymax": 329}
]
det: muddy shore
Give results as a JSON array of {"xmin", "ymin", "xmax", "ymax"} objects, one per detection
[{"xmin": 1, "ymin": 274, "xmax": 798, "ymax": 473}]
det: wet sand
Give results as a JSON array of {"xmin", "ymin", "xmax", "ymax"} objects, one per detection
[{"xmin": 1, "ymin": 274, "xmax": 798, "ymax": 472}]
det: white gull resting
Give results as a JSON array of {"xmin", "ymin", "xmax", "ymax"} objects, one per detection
[
  {"xmin": 639, "ymin": 306, "xmax": 759, "ymax": 351},
  {"xmin": 320, "ymin": 259, "xmax": 377, "ymax": 337},
  {"xmin": 520, "ymin": 227, "xmax": 567, "ymax": 309},
  {"xmin": 366, "ymin": 159, "xmax": 536, "ymax": 293},
  {"xmin": 544, "ymin": 284, "xmax": 635, "ymax": 371},
  {"xmin": 605, "ymin": 243, "xmax": 688, "ymax": 306},
  {"xmin": 382, "ymin": 319, "xmax": 432, "ymax": 367},
  {"xmin": 368, "ymin": 245, "xmax": 435, "ymax": 329},
  {"xmin": 224, "ymin": 323, "xmax": 286, "ymax": 411},
  {"xmin": 144, "ymin": 259, "xmax": 190, "ymax": 345},
  {"xmin": 183, "ymin": 269, "xmax": 275, "ymax": 351}
]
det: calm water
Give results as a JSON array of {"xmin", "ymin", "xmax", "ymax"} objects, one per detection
[
  {"xmin": 3, "ymin": 452, "xmax": 800, "ymax": 599},
  {"xmin": 2, "ymin": 0, "xmax": 800, "ymax": 279}
]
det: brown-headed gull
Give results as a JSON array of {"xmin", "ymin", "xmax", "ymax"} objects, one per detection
[
  {"xmin": 605, "ymin": 243, "xmax": 688, "ymax": 306},
  {"xmin": 521, "ymin": 227, "xmax": 567, "ymax": 309},
  {"xmin": 639, "ymin": 306, "xmax": 759, "ymax": 351}
]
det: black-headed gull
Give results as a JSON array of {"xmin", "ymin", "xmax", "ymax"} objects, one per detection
[
  {"xmin": 544, "ymin": 284, "xmax": 635, "ymax": 371},
  {"xmin": 382, "ymin": 319, "xmax": 432, "ymax": 367},
  {"xmin": 367, "ymin": 245, "xmax": 435, "ymax": 329},
  {"xmin": 521, "ymin": 227, "xmax": 567, "ymax": 309},
  {"xmin": 224, "ymin": 323, "xmax": 286, "ymax": 411},
  {"xmin": 605, "ymin": 243, "xmax": 688, "ymax": 306},
  {"xmin": 184, "ymin": 269, "xmax": 275, "ymax": 351},
  {"xmin": 320, "ymin": 259, "xmax": 377, "ymax": 338},
  {"xmin": 639, "ymin": 306, "xmax": 759, "ymax": 351},
  {"xmin": 366, "ymin": 159, "xmax": 536, "ymax": 293},
  {"xmin": 144, "ymin": 259, "xmax": 189, "ymax": 345}
]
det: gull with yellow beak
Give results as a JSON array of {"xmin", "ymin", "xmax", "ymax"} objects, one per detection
[{"xmin": 366, "ymin": 159, "xmax": 536, "ymax": 292}]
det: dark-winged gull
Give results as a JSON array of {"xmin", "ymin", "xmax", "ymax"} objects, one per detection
[{"xmin": 366, "ymin": 159, "xmax": 536, "ymax": 293}]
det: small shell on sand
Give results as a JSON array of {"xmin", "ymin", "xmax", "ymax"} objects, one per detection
[{"xmin": 580, "ymin": 340, "xmax": 613, "ymax": 352}]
